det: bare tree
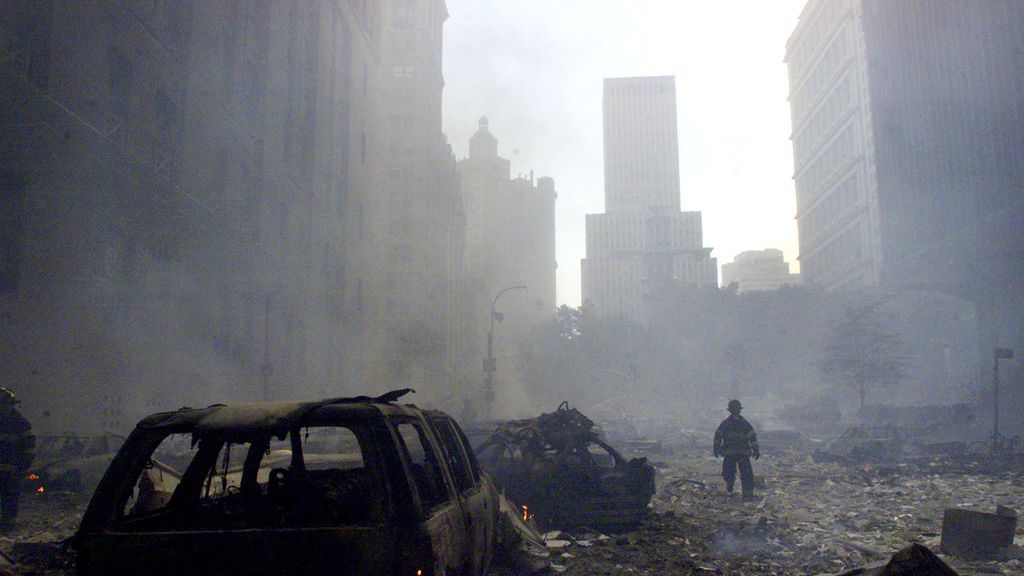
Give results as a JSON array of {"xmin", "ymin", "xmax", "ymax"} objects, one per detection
[{"xmin": 821, "ymin": 301, "xmax": 910, "ymax": 411}]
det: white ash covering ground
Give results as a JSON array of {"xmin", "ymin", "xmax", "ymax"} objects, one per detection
[{"xmin": 534, "ymin": 446, "xmax": 1024, "ymax": 575}]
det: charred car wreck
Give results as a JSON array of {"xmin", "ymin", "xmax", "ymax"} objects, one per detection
[
  {"xmin": 476, "ymin": 402, "xmax": 656, "ymax": 531},
  {"xmin": 74, "ymin": 390, "xmax": 499, "ymax": 576}
]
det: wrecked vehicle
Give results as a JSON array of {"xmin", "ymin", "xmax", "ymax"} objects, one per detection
[
  {"xmin": 476, "ymin": 402, "xmax": 655, "ymax": 531},
  {"xmin": 815, "ymin": 425, "xmax": 908, "ymax": 463},
  {"xmin": 23, "ymin": 433, "xmax": 125, "ymax": 497},
  {"xmin": 775, "ymin": 396, "xmax": 843, "ymax": 434},
  {"xmin": 74, "ymin": 390, "xmax": 499, "ymax": 576}
]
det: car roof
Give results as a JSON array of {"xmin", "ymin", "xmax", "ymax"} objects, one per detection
[{"xmin": 134, "ymin": 390, "xmax": 427, "ymax": 438}]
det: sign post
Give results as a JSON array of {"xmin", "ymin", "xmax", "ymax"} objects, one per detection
[{"xmin": 993, "ymin": 348, "xmax": 1014, "ymax": 452}]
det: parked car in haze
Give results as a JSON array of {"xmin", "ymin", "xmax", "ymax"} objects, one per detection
[
  {"xmin": 23, "ymin": 433, "xmax": 126, "ymax": 498},
  {"xmin": 817, "ymin": 425, "xmax": 908, "ymax": 463}
]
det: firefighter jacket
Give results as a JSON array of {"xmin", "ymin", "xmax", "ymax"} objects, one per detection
[
  {"xmin": 714, "ymin": 414, "xmax": 759, "ymax": 458},
  {"xmin": 0, "ymin": 411, "xmax": 34, "ymax": 474}
]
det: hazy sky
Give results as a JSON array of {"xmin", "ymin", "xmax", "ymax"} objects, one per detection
[{"xmin": 442, "ymin": 1, "xmax": 808, "ymax": 306}]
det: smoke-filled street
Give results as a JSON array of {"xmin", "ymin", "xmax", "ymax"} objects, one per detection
[
  {"xmin": 3, "ymin": 437, "xmax": 1024, "ymax": 575},
  {"xmin": 536, "ymin": 445, "xmax": 1024, "ymax": 575},
  {"xmin": 2, "ymin": 0, "xmax": 1023, "ymax": 574}
]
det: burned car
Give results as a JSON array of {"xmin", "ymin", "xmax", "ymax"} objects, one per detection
[
  {"xmin": 74, "ymin": 390, "xmax": 499, "ymax": 576},
  {"xmin": 815, "ymin": 425, "xmax": 909, "ymax": 463},
  {"xmin": 476, "ymin": 402, "xmax": 655, "ymax": 531},
  {"xmin": 23, "ymin": 433, "xmax": 125, "ymax": 498}
]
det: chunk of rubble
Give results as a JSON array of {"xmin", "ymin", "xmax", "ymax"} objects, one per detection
[
  {"xmin": 939, "ymin": 505, "xmax": 1016, "ymax": 560},
  {"xmin": 834, "ymin": 543, "xmax": 959, "ymax": 576}
]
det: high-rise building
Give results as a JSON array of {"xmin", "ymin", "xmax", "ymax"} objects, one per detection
[
  {"xmin": 721, "ymin": 250, "xmax": 802, "ymax": 293},
  {"xmin": 458, "ymin": 117, "xmax": 557, "ymax": 333},
  {"xmin": 786, "ymin": 0, "xmax": 1024, "ymax": 349},
  {"xmin": 352, "ymin": 0, "xmax": 468, "ymax": 400},
  {"xmin": 0, "ymin": 1, "xmax": 385, "ymax": 430},
  {"xmin": 582, "ymin": 76, "xmax": 717, "ymax": 321}
]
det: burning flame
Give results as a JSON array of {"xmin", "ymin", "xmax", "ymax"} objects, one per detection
[
  {"xmin": 36, "ymin": 486, "xmax": 44, "ymax": 494},
  {"xmin": 521, "ymin": 504, "xmax": 531, "ymax": 522},
  {"xmin": 26, "ymin": 473, "xmax": 39, "ymax": 481}
]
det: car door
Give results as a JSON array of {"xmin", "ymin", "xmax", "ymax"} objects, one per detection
[
  {"xmin": 428, "ymin": 415, "xmax": 497, "ymax": 576},
  {"xmin": 392, "ymin": 417, "xmax": 469, "ymax": 575}
]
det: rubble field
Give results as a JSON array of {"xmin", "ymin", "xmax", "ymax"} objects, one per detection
[
  {"xmin": 534, "ymin": 445, "xmax": 1024, "ymax": 575},
  {"xmin": 4, "ymin": 446, "xmax": 1024, "ymax": 575}
]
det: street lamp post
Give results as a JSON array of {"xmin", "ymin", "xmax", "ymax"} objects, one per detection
[
  {"xmin": 993, "ymin": 347, "xmax": 1014, "ymax": 452},
  {"xmin": 484, "ymin": 284, "xmax": 526, "ymax": 420}
]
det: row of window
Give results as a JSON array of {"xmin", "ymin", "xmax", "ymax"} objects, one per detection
[
  {"xmin": 605, "ymin": 190, "xmax": 679, "ymax": 214},
  {"xmin": 799, "ymin": 171, "xmax": 863, "ymax": 248},
  {"xmin": 584, "ymin": 259, "xmax": 643, "ymax": 304},
  {"xmin": 795, "ymin": 120, "xmax": 861, "ymax": 210},
  {"xmin": 802, "ymin": 221, "xmax": 866, "ymax": 286},
  {"xmin": 792, "ymin": 72, "xmax": 857, "ymax": 165},
  {"xmin": 585, "ymin": 255, "xmax": 715, "ymax": 308},
  {"xmin": 788, "ymin": 0, "xmax": 852, "ymax": 85},
  {"xmin": 605, "ymin": 82, "xmax": 673, "ymax": 98},
  {"xmin": 790, "ymin": 23, "xmax": 855, "ymax": 122},
  {"xmin": 122, "ymin": 414, "xmax": 481, "ymax": 527},
  {"xmin": 589, "ymin": 215, "xmax": 703, "ymax": 253}
]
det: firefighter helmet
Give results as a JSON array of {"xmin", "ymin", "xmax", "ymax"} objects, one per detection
[
  {"xmin": 727, "ymin": 399, "xmax": 742, "ymax": 413},
  {"xmin": 0, "ymin": 388, "xmax": 18, "ymax": 405}
]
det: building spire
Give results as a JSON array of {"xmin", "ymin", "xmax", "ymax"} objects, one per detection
[{"xmin": 469, "ymin": 115, "xmax": 498, "ymax": 159}]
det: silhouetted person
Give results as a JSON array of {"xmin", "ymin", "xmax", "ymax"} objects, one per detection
[
  {"xmin": 713, "ymin": 399, "xmax": 759, "ymax": 502},
  {"xmin": 0, "ymin": 388, "xmax": 34, "ymax": 529}
]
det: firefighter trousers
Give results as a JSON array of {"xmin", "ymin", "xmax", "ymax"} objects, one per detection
[
  {"xmin": 0, "ymin": 474, "xmax": 21, "ymax": 525},
  {"xmin": 722, "ymin": 455, "xmax": 754, "ymax": 499}
]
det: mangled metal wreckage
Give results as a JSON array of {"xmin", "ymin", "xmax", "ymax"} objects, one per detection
[
  {"xmin": 476, "ymin": 402, "xmax": 656, "ymax": 531},
  {"xmin": 73, "ymin": 390, "xmax": 502, "ymax": 576}
]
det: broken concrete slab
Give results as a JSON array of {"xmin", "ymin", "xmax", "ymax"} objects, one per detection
[
  {"xmin": 940, "ymin": 506, "xmax": 1017, "ymax": 560},
  {"xmin": 834, "ymin": 543, "xmax": 959, "ymax": 576}
]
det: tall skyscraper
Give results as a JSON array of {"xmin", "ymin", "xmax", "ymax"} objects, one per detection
[
  {"xmin": 786, "ymin": 0, "xmax": 1024, "ymax": 349},
  {"xmin": 582, "ymin": 76, "xmax": 717, "ymax": 321}
]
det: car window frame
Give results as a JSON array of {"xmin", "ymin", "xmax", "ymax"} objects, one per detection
[
  {"xmin": 429, "ymin": 416, "xmax": 478, "ymax": 494},
  {"xmin": 388, "ymin": 416, "xmax": 457, "ymax": 514}
]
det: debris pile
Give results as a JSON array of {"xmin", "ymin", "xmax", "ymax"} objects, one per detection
[
  {"xmin": 548, "ymin": 445, "xmax": 1024, "ymax": 574},
  {"xmin": 4, "ymin": 428, "xmax": 1024, "ymax": 575}
]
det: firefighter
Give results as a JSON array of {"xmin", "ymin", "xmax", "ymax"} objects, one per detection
[
  {"xmin": 0, "ymin": 388, "xmax": 34, "ymax": 529},
  {"xmin": 713, "ymin": 399, "xmax": 759, "ymax": 501}
]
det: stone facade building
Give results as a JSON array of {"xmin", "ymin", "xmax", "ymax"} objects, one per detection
[
  {"xmin": 582, "ymin": 76, "xmax": 717, "ymax": 322},
  {"xmin": 458, "ymin": 117, "xmax": 557, "ymax": 335},
  {"xmin": 0, "ymin": 0, "xmax": 468, "ymax": 432}
]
